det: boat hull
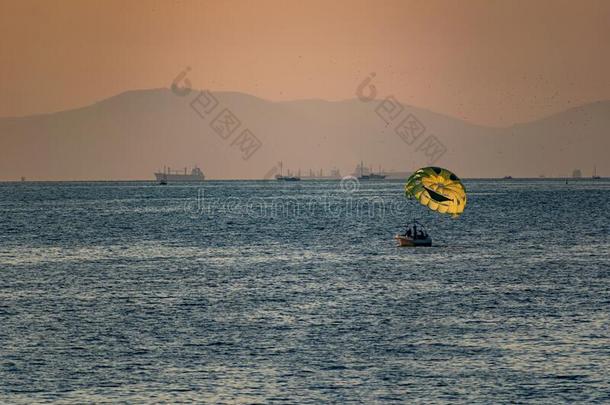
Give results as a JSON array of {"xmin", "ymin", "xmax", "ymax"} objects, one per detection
[
  {"xmin": 275, "ymin": 175, "xmax": 301, "ymax": 181},
  {"xmin": 358, "ymin": 174, "xmax": 386, "ymax": 180},
  {"xmin": 394, "ymin": 235, "xmax": 432, "ymax": 247},
  {"xmin": 154, "ymin": 173, "xmax": 205, "ymax": 182}
]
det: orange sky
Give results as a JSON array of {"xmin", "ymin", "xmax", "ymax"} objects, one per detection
[{"xmin": 1, "ymin": 0, "xmax": 610, "ymax": 126}]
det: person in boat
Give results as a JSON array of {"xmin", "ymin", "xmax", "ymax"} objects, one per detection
[{"xmin": 405, "ymin": 227, "xmax": 412, "ymax": 238}]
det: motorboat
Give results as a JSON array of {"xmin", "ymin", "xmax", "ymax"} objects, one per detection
[{"xmin": 394, "ymin": 221, "xmax": 432, "ymax": 247}]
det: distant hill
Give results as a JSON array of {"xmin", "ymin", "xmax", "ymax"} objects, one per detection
[{"xmin": 0, "ymin": 88, "xmax": 608, "ymax": 180}]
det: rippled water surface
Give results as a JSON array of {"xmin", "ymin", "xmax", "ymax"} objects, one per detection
[{"xmin": 1, "ymin": 179, "xmax": 609, "ymax": 403}]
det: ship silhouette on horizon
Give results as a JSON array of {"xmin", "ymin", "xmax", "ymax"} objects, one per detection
[
  {"xmin": 154, "ymin": 166, "xmax": 205, "ymax": 183},
  {"xmin": 355, "ymin": 161, "xmax": 386, "ymax": 180}
]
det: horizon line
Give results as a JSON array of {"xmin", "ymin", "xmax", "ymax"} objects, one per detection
[{"xmin": 1, "ymin": 176, "xmax": 606, "ymax": 183}]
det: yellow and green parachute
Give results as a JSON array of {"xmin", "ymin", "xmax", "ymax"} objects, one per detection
[{"xmin": 404, "ymin": 167, "xmax": 467, "ymax": 218}]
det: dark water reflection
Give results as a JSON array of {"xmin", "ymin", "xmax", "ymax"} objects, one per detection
[{"xmin": 1, "ymin": 179, "xmax": 609, "ymax": 403}]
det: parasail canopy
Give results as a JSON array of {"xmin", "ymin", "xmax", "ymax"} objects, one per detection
[{"xmin": 404, "ymin": 167, "xmax": 467, "ymax": 218}]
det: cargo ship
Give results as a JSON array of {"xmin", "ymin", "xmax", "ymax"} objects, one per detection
[
  {"xmin": 592, "ymin": 165, "xmax": 601, "ymax": 179},
  {"xmin": 355, "ymin": 161, "xmax": 386, "ymax": 180},
  {"xmin": 274, "ymin": 161, "xmax": 301, "ymax": 181},
  {"xmin": 154, "ymin": 166, "xmax": 205, "ymax": 183},
  {"xmin": 301, "ymin": 168, "xmax": 342, "ymax": 180}
]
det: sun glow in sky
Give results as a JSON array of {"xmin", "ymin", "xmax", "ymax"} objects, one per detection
[{"xmin": 1, "ymin": 0, "xmax": 610, "ymax": 126}]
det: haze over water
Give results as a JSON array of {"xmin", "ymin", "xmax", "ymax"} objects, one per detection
[{"xmin": 1, "ymin": 179, "xmax": 608, "ymax": 403}]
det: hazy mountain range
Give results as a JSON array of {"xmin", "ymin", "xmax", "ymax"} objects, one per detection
[{"xmin": 0, "ymin": 88, "xmax": 607, "ymax": 180}]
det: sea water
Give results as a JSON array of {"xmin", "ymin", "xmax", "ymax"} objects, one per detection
[{"xmin": 0, "ymin": 179, "xmax": 609, "ymax": 403}]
